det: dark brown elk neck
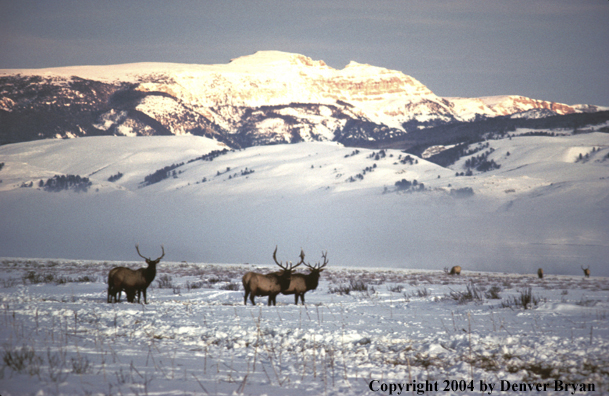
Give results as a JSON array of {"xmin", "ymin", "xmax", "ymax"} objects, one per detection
[
  {"xmin": 277, "ymin": 270, "xmax": 292, "ymax": 290},
  {"xmin": 144, "ymin": 261, "xmax": 157, "ymax": 285},
  {"xmin": 304, "ymin": 272, "xmax": 321, "ymax": 290}
]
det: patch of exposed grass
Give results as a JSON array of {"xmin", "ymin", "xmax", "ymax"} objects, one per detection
[
  {"xmin": 500, "ymin": 287, "xmax": 540, "ymax": 309},
  {"xmin": 328, "ymin": 280, "xmax": 369, "ymax": 295},
  {"xmin": 3, "ymin": 345, "xmax": 42, "ymax": 375},
  {"xmin": 447, "ymin": 282, "xmax": 484, "ymax": 304},
  {"xmin": 156, "ymin": 274, "xmax": 174, "ymax": 289},
  {"xmin": 484, "ymin": 285, "xmax": 502, "ymax": 299}
]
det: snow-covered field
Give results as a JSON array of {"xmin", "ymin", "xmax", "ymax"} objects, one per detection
[{"xmin": 1, "ymin": 257, "xmax": 607, "ymax": 396}]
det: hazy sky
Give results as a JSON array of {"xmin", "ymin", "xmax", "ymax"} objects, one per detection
[{"xmin": 1, "ymin": 0, "xmax": 608, "ymax": 106}]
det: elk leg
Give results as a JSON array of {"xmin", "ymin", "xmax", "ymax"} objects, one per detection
[{"xmin": 294, "ymin": 294, "xmax": 299, "ymax": 305}]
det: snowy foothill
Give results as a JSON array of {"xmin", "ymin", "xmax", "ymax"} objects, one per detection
[
  {"xmin": 0, "ymin": 131, "xmax": 608, "ymax": 275},
  {"xmin": 0, "ymin": 258, "xmax": 607, "ymax": 396}
]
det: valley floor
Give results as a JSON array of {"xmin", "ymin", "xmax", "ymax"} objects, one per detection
[{"xmin": 1, "ymin": 258, "xmax": 608, "ymax": 395}]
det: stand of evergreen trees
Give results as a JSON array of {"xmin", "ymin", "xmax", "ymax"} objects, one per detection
[
  {"xmin": 394, "ymin": 178, "xmax": 425, "ymax": 192},
  {"xmin": 141, "ymin": 162, "xmax": 184, "ymax": 187},
  {"xmin": 41, "ymin": 175, "xmax": 92, "ymax": 193}
]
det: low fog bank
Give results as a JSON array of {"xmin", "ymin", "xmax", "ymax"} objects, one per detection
[{"xmin": 1, "ymin": 184, "xmax": 607, "ymax": 277}]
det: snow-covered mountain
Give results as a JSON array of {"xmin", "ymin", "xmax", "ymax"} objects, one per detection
[{"xmin": 1, "ymin": 51, "xmax": 605, "ymax": 147}]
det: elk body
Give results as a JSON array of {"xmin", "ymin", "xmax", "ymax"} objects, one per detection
[
  {"xmin": 107, "ymin": 245, "xmax": 164, "ymax": 304},
  {"xmin": 581, "ymin": 265, "xmax": 590, "ymax": 278},
  {"xmin": 107, "ymin": 267, "xmax": 123, "ymax": 303},
  {"xmin": 537, "ymin": 268, "xmax": 544, "ymax": 279},
  {"xmin": 444, "ymin": 266, "xmax": 461, "ymax": 275},
  {"xmin": 281, "ymin": 251, "xmax": 328, "ymax": 305},
  {"xmin": 242, "ymin": 247, "xmax": 303, "ymax": 306}
]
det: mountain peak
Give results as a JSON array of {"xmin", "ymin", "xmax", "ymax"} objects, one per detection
[
  {"xmin": 229, "ymin": 51, "xmax": 329, "ymax": 69},
  {"xmin": 0, "ymin": 51, "xmax": 603, "ymax": 146}
]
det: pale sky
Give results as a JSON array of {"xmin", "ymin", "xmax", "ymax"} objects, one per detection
[{"xmin": 1, "ymin": 0, "xmax": 608, "ymax": 106}]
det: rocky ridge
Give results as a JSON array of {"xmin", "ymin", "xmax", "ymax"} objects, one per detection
[{"xmin": 0, "ymin": 51, "xmax": 604, "ymax": 147}]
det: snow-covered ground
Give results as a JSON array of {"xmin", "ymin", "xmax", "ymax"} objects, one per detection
[{"xmin": 0, "ymin": 258, "xmax": 607, "ymax": 395}]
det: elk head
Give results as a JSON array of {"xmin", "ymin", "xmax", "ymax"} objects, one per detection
[
  {"xmin": 304, "ymin": 251, "xmax": 328, "ymax": 279},
  {"xmin": 581, "ymin": 265, "xmax": 590, "ymax": 278},
  {"xmin": 272, "ymin": 245, "xmax": 304, "ymax": 289},
  {"xmin": 136, "ymin": 244, "xmax": 165, "ymax": 266}
]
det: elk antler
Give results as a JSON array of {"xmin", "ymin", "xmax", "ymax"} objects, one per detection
[
  {"xmin": 273, "ymin": 246, "xmax": 304, "ymax": 271},
  {"xmin": 156, "ymin": 245, "xmax": 165, "ymax": 261},
  {"xmin": 305, "ymin": 251, "xmax": 328, "ymax": 271},
  {"xmin": 136, "ymin": 244, "xmax": 147, "ymax": 259},
  {"xmin": 293, "ymin": 249, "xmax": 305, "ymax": 270},
  {"xmin": 136, "ymin": 244, "xmax": 165, "ymax": 261}
]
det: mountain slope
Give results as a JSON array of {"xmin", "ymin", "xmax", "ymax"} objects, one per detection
[
  {"xmin": 1, "ymin": 51, "xmax": 605, "ymax": 146},
  {"xmin": 1, "ymin": 130, "xmax": 608, "ymax": 275}
]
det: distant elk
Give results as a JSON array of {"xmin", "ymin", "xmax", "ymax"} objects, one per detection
[
  {"xmin": 107, "ymin": 245, "xmax": 165, "ymax": 303},
  {"xmin": 444, "ymin": 266, "xmax": 461, "ymax": 275},
  {"xmin": 281, "ymin": 251, "xmax": 328, "ymax": 305},
  {"xmin": 581, "ymin": 265, "xmax": 591, "ymax": 278},
  {"xmin": 242, "ymin": 246, "xmax": 304, "ymax": 306},
  {"xmin": 537, "ymin": 268, "xmax": 544, "ymax": 279}
]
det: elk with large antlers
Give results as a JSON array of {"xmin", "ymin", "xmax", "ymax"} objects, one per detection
[
  {"xmin": 581, "ymin": 265, "xmax": 590, "ymax": 278},
  {"xmin": 281, "ymin": 251, "xmax": 328, "ymax": 305},
  {"xmin": 242, "ymin": 246, "xmax": 304, "ymax": 306},
  {"xmin": 107, "ymin": 245, "xmax": 165, "ymax": 304},
  {"xmin": 444, "ymin": 266, "xmax": 461, "ymax": 275}
]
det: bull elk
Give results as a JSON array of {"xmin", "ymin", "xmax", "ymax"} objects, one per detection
[
  {"xmin": 581, "ymin": 265, "xmax": 590, "ymax": 278},
  {"xmin": 242, "ymin": 246, "xmax": 304, "ymax": 306},
  {"xmin": 537, "ymin": 268, "xmax": 544, "ymax": 279},
  {"xmin": 444, "ymin": 266, "xmax": 461, "ymax": 275},
  {"xmin": 107, "ymin": 245, "xmax": 164, "ymax": 304},
  {"xmin": 281, "ymin": 251, "xmax": 328, "ymax": 305}
]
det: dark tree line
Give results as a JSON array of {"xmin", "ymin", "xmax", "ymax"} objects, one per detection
[
  {"xmin": 398, "ymin": 154, "xmax": 416, "ymax": 165},
  {"xmin": 394, "ymin": 178, "xmax": 425, "ymax": 192},
  {"xmin": 107, "ymin": 172, "xmax": 123, "ymax": 182},
  {"xmin": 188, "ymin": 148, "xmax": 230, "ymax": 163},
  {"xmin": 368, "ymin": 149, "xmax": 387, "ymax": 160},
  {"xmin": 227, "ymin": 168, "xmax": 255, "ymax": 179},
  {"xmin": 346, "ymin": 163, "xmax": 377, "ymax": 183},
  {"xmin": 464, "ymin": 149, "xmax": 501, "ymax": 173},
  {"xmin": 141, "ymin": 162, "xmax": 184, "ymax": 187},
  {"xmin": 41, "ymin": 174, "xmax": 92, "ymax": 193}
]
